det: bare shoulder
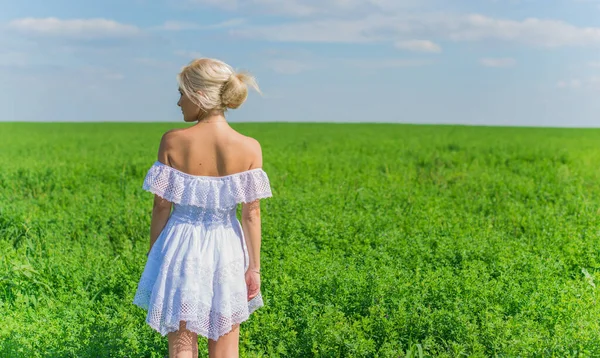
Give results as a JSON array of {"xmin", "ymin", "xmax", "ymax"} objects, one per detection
[
  {"xmin": 157, "ymin": 128, "xmax": 184, "ymax": 164},
  {"xmin": 241, "ymin": 135, "xmax": 263, "ymax": 169},
  {"xmin": 162, "ymin": 127, "xmax": 186, "ymax": 140}
]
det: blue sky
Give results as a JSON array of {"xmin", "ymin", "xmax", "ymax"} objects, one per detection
[{"xmin": 1, "ymin": 0, "xmax": 599, "ymax": 126}]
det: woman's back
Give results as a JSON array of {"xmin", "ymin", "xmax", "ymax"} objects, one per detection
[{"xmin": 162, "ymin": 123, "xmax": 260, "ymax": 178}]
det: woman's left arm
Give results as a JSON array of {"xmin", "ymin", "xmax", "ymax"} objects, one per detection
[{"xmin": 147, "ymin": 131, "xmax": 175, "ymax": 255}]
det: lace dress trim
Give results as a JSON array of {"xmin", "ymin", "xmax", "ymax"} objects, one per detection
[{"xmin": 142, "ymin": 161, "xmax": 273, "ymax": 208}]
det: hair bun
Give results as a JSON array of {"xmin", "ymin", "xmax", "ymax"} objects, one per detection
[
  {"xmin": 221, "ymin": 72, "xmax": 260, "ymax": 109},
  {"xmin": 177, "ymin": 58, "xmax": 261, "ymax": 111}
]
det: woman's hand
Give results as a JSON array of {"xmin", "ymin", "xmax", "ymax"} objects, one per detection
[{"xmin": 245, "ymin": 269, "xmax": 261, "ymax": 301}]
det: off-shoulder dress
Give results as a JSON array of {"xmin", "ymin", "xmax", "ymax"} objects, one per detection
[{"xmin": 132, "ymin": 161, "xmax": 273, "ymax": 340}]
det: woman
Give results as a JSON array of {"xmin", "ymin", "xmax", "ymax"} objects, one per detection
[{"xmin": 133, "ymin": 58, "xmax": 273, "ymax": 357}]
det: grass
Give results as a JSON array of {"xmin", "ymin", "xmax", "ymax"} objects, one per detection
[{"xmin": 1, "ymin": 122, "xmax": 600, "ymax": 357}]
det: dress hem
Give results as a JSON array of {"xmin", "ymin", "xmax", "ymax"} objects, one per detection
[{"xmin": 132, "ymin": 293, "xmax": 264, "ymax": 341}]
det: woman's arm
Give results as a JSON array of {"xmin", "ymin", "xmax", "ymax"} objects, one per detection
[
  {"xmin": 241, "ymin": 199, "xmax": 262, "ymax": 272},
  {"xmin": 147, "ymin": 131, "xmax": 175, "ymax": 255},
  {"xmin": 242, "ymin": 198, "xmax": 262, "ymax": 301},
  {"xmin": 241, "ymin": 139, "xmax": 265, "ymax": 273},
  {"xmin": 148, "ymin": 195, "xmax": 172, "ymax": 254},
  {"xmin": 241, "ymin": 140, "xmax": 265, "ymax": 301}
]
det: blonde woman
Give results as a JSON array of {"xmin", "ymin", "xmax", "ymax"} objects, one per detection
[{"xmin": 133, "ymin": 58, "xmax": 272, "ymax": 357}]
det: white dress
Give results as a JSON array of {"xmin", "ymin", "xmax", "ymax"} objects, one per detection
[{"xmin": 132, "ymin": 161, "xmax": 273, "ymax": 340}]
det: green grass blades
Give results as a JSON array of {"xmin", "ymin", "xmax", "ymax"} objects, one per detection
[{"xmin": 1, "ymin": 122, "xmax": 600, "ymax": 357}]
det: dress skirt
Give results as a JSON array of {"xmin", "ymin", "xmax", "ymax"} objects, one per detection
[{"xmin": 132, "ymin": 214, "xmax": 264, "ymax": 341}]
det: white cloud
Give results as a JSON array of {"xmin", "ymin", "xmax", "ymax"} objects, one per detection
[
  {"xmin": 186, "ymin": 0, "xmax": 239, "ymax": 11},
  {"xmin": 248, "ymin": 0, "xmax": 317, "ymax": 16},
  {"xmin": 589, "ymin": 61, "xmax": 600, "ymax": 68},
  {"xmin": 161, "ymin": 21, "xmax": 200, "ymax": 31},
  {"xmin": 446, "ymin": 14, "xmax": 600, "ymax": 48},
  {"xmin": 159, "ymin": 18, "xmax": 245, "ymax": 31},
  {"xmin": 6, "ymin": 18, "xmax": 143, "ymax": 39},
  {"xmin": 230, "ymin": 13, "xmax": 600, "ymax": 49},
  {"xmin": 187, "ymin": 0, "xmax": 599, "ymax": 20},
  {"xmin": 185, "ymin": 0, "xmax": 387, "ymax": 17},
  {"xmin": 342, "ymin": 58, "xmax": 434, "ymax": 68},
  {"xmin": 480, "ymin": 57, "xmax": 517, "ymax": 67},
  {"xmin": 207, "ymin": 18, "xmax": 246, "ymax": 28},
  {"xmin": 395, "ymin": 40, "xmax": 442, "ymax": 53},
  {"xmin": 557, "ymin": 79, "xmax": 582, "ymax": 89},
  {"xmin": 181, "ymin": 0, "xmax": 600, "ymax": 48},
  {"xmin": 230, "ymin": 16, "xmax": 384, "ymax": 43},
  {"xmin": 557, "ymin": 77, "xmax": 600, "ymax": 90}
]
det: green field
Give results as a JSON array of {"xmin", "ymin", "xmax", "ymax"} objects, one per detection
[{"xmin": 1, "ymin": 122, "xmax": 600, "ymax": 357}]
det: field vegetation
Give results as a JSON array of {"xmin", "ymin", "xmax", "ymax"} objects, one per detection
[{"xmin": 1, "ymin": 122, "xmax": 600, "ymax": 357}]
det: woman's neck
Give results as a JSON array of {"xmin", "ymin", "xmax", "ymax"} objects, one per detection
[{"xmin": 197, "ymin": 110, "xmax": 227, "ymax": 124}]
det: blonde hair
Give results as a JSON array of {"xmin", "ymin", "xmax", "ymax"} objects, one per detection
[{"xmin": 177, "ymin": 58, "xmax": 260, "ymax": 111}]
